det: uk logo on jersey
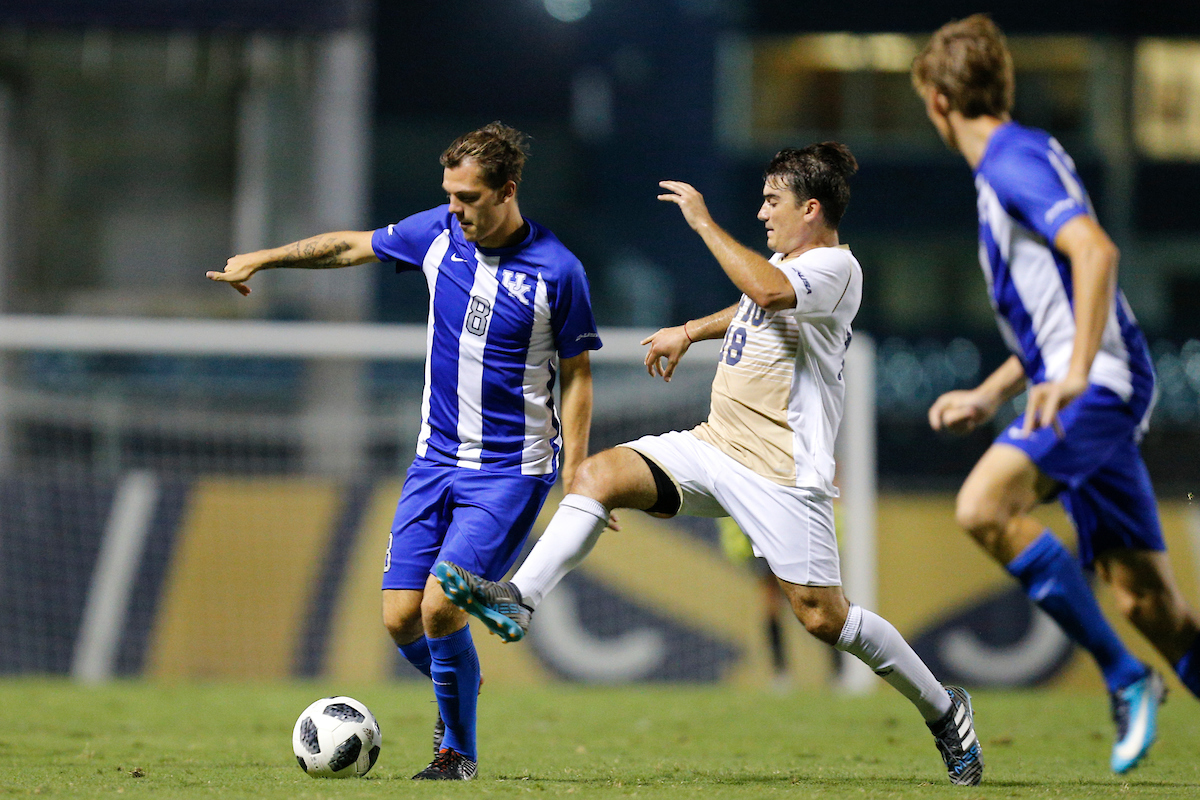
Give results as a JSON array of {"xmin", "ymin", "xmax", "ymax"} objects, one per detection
[{"xmin": 502, "ymin": 269, "xmax": 532, "ymax": 305}]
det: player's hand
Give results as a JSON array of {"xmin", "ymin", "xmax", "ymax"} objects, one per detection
[
  {"xmin": 606, "ymin": 511, "xmax": 621, "ymax": 532},
  {"xmin": 206, "ymin": 253, "xmax": 262, "ymax": 296},
  {"xmin": 928, "ymin": 389, "xmax": 996, "ymax": 435},
  {"xmin": 658, "ymin": 180, "xmax": 713, "ymax": 231},
  {"xmin": 641, "ymin": 325, "xmax": 692, "ymax": 382},
  {"xmin": 1020, "ymin": 375, "xmax": 1086, "ymax": 438}
]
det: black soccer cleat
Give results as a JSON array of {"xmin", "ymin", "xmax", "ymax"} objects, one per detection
[
  {"xmin": 412, "ymin": 748, "xmax": 477, "ymax": 780},
  {"xmin": 928, "ymin": 685, "xmax": 983, "ymax": 786},
  {"xmin": 434, "ymin": 560, "xmax": 532, "ymax": 642}
]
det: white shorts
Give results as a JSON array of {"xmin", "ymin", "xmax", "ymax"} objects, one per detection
[{"xmin": 621, "ymin": 430, "xmax": 841, "ymax": 586}]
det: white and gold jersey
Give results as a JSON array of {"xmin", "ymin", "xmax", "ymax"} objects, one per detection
[{"xmin": 690, "ymin": 245, "xmax": 862, "ymax": 495}]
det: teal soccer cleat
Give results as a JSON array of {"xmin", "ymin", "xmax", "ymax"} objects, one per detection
[
  {"xmin": 434, "ymin": 561, "xmax": 531, "ymax": 643},
  {"xmin": 1110, "ymin": 670, "xmax": 1166, "ymax": 773}
]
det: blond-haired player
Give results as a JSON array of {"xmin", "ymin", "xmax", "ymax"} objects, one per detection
[{"xmin": 912, "ymin": 14, "xmax": 1200, "ymax": 774}]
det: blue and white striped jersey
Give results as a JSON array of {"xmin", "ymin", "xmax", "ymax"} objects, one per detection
[
  {"xmin": 975, "ymin": 122, "xmax": 1154, "ymax": 407},
  {"xmin": 372, "ymin": 206, "xmax": 601, "ymax": 475}
]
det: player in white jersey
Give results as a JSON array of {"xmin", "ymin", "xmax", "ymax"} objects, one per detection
[
  {"xmin": 913, "ymin": 14, "xmax": 1200, "ymax": 774},
  {"xmin": 207, "ymin": 123, "xmax": 601, "ymax": 780},
  {"xmin": 434, "ymin": 143, "xmax": 985, "ymax": 786}
]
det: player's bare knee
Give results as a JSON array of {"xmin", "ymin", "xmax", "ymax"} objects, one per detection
[
  {"xmin": 420, "ymin": 589, "xmax": 468, "ymax": 638},
  {"xmin": 787, "ymin": 595, "xmax": 842, "ymax": 644},
  {"xmin": 1111, "ymin": 584, "xmax": 1157, "ymax": 626},
  {"xmin": 569, "ymin": 455, "xmax": 605, "ymax": 493},
  {"xmin": 384, "ymin": 617, "xmax": 423, "ymax": 645},
  {"xmin": 419, "ymin": 590, "xmax": 450, "ymax": 623},
  {"xmin": 569, "ymin": 454, "xmax": 619, "ymax": 505},
  {"xmin": 797, "ymin": 608, "xmax": 841, "ymax": 644},
  {"xmin": 1107, "ymin": 580, "xmax": 1134, "ymax": 612},
  {"xmin": 382, "ymin": 601, "xmax": 423, "ymax": 645},
  {"xmin": 954, "ymin": 493, "xmax": 1004, "ymax": 544}
]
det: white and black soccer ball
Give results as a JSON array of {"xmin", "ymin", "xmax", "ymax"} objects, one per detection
[{"xmin": 292, "ymin": 696, "xmax": 381, "ymax": 778}]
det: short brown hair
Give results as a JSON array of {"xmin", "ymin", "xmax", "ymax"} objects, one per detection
[
  {"xmin": 911, "ymin": 14, "xmax": 1014, "ymax": 119},
  {"xmin": 765, "ymin": 142, "xmax": 858, "ymax": 228},
  {"xmin": 440, "ymin": 122, "xmax": 530, "ymax": 189}
]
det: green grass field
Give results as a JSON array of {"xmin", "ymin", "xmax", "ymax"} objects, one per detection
[{"xmin": 2, "ymin": 679, "xmax": 1197, "ymax": 798}]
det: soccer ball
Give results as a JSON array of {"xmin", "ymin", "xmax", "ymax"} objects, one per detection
[{"xmin": 292, "ymin": 696, "xmax": 381, "ymax": 778}]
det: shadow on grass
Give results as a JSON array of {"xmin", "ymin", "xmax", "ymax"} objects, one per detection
[
  {"xmin": 979, "ymin": 779, "xmax": 1200, "ymax": 789},
  {"xmin": 493, "ymin": 771, "xmax": 1200, "ymax": 790}
]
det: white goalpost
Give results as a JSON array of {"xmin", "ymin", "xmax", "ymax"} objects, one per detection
[
  {"xmin": 0, "ymin": 314, "xmax": 876, "ymax": 688},
  {"xmin": 836, "ymin": 334, "xmax": 879, "ymax": 694}
]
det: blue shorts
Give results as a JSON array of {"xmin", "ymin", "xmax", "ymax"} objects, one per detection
[
  {"xmin": 996, "ymin": 385, "xmax": 1165, "ymax": 565},
  {"xmin": 381, "ymin": 461, "xmax": 554, "ymax": 591}
]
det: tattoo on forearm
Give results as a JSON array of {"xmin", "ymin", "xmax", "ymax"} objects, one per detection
[{"xmin": 268, "ymin": 236, "xmax": 355, "ymax": 269}]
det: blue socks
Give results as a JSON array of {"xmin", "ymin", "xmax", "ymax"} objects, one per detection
[
  {"xmin": 1007, "ymin": 531, "xmax": 1147, "ymax": 693},
  {"xmin": 428, "ymin": 625, "xmax": 481, "ymax": 761},
  {"xmin": 398, "ymin": 636, "xmax": 433, "ymax": 678},
  {"xmin": 398, "ymin": 629, "xmax": 481, "ymax": 760},
  {"xmin": 1175, "ymin": 633, "xmax": 1200, "ymax": 698}
]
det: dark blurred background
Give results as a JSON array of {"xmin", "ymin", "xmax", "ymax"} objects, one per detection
[{"xmin": 1, "ymin": 0, "xmax": 1199, "ymax": 490}]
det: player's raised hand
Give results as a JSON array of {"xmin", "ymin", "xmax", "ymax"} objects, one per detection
[
  {"xmin": 206, "ymin": 253, "xmax": 262, "ymax": 296},
  {"xmin": 1020, "ymin": 375, "xmax": 1084, "ymax": 438},
  {"xmin": 641, "ymin": 325, "xmax": 692, "ymax": 382},
  {"xmin": 658, "ymin": 180, "xmax": 713, "ymax": 231},
  {"xmin": 929, "ymin": 389, "xmax": 995, "ymax": 435}
]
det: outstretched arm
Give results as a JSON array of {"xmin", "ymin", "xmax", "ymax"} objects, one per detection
[
  {"xmin": 642, "ymin": 303, "xmax": 737, "ymax": 382},
  {"xmin": 1021, "ymin": 215, "xmax": 1119, "ymax": 435},
  {"xmin": 206, "ymin": 230, "xmax": 379, "ymax": 295},
  {"xmin": 658, "ymin": 181, "xmax": 796, "ymax": 311}
]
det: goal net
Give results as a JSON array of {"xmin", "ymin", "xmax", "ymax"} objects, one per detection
[{"xmin": 0, "ymin": 315, "xmax": 875, "ymax": 688}]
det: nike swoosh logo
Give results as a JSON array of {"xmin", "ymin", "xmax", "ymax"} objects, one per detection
[
  {"xmin": 1113, "ymin": 690, "xmax": 1153, "ymax": 760},
  {"xmin": 450, "ymin": 254, "xmax": 467, "ymax": 262}
]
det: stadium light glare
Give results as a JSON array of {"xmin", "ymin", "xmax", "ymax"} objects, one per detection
[{"xmin": 543, "ymin": 0, "xmax": 590, "ymax": 23}]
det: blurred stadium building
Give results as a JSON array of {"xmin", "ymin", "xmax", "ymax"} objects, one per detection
[{"xmin": 0, "ymin": 2, "xmax": 1198, "ymax": 693}]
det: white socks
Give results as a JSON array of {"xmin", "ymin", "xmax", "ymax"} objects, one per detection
[
  {"xmin": 512, "ymin": 494, "xmax": 608, "ymax": 608},
  {"xmin": 836, "ymin": 604, "xmax": 952, "ymax": 722},
  {"xmin": 513, "ymin": 500, "xmax": 952, "ymax": 725}
]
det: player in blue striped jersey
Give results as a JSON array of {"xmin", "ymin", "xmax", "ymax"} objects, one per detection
[
  {"xmin": 207, "ymin": 122, "xmax": 601, "ymax": 780},
  {"xmin": 913, "ymin": 15, "xmax": 1200, "ymax": 773}
]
